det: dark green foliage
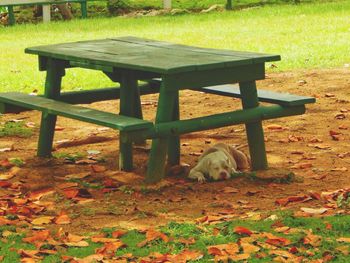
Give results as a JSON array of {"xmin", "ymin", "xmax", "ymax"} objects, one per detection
[{"xmin": 107, "ymin": 0, "xmax": 131, "ymax": 14}]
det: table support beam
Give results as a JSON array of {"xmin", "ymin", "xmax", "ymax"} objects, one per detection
[
  {"xmin": 239, "ymin": 81, "xmax": 268, "ymax": 170},
  {"xmin": 37, "ymin": 59, "xmax": 65, "ymax": 157},
  {"xmin": 167, "ymin": 90, "xmax": 180, "ymax": 166},
  {"xmin": 121, "ymin": 105, "xmax": 305, "ymax": 143},
  {"xmin": 146, "ymin": 79, "xmax": 177, "ymax": 183},
  {"xmin": 119, "ymin": 72, "xmax": 138, "ymax": 171}
]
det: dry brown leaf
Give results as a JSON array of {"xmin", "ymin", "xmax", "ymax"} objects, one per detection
[
  {"xmin": 223, "ymin": 187, "xmax": 239, "ymax": 193},
  {"xmin": 90, "ymin": 237, "xmax": 119, "ymax": 243},
  {"xmin": 64, "ymin": 240, "xmax": 90, "ymax": 247},
  {"xmin": 300, "ymin": 207, "xmax": 328, "ymax": 215},
  {"xmin": 234, "ymin": 226, "xmax": 253, "ymax": 236},
  {"xmin": 23, "ymin": 230, "xmax": 50, "ymax": 244},
  {"xmin": 303, "ymin": 231, "xmax": 322, "ymax": 247},
  {"xmin": 54, "ymin": 211, "xmax": 71, "ymax": 225},
  {"xmin": 31, "ymin": 216, "xmax": 54, "ymax": 225},
  {"xmin": 64, "ymin": 172, "xmax": 90, "ymax": 179},
  {"xmin": 241, "ymin": 242, "xmax": 260, "ymax": 254},
  {"xmin": 337, "ymin": 237, "xmax": 350, "ymax": 243}
]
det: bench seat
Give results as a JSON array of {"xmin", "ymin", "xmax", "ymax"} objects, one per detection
[
  {"xmin": 0, "ymin": 92, "xmax": 152, "ymax": 132},
  {"xmin": 197, "ymin": 84, "xmax": 316, "ymax": 106},
  {"xmin": 147, "ymin": 80, "xmax": 316, "ymax": 107}
]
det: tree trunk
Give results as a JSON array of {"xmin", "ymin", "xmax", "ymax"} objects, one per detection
[{"xmin": 57, "ymin": 3, "xmax": 73, "ymax": 20}]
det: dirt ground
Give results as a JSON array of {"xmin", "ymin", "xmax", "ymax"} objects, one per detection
[{"xmin": 1, "ymin": 68, "xmax": 350, "ymax": 233}]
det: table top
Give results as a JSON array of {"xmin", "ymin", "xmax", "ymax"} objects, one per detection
[{"xmin": 25, "ymin": 36, "xmax": 280, "ymax": 74}]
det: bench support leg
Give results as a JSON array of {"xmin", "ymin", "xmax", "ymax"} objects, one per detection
[
  {"xmin": 37, "ymin": 59, "xmax": 65, "ymax": 157},
  {"xmin": 239, "ymin": 81, "xmax": 268, "ymax": 170},
  {"xmin": 7, "ymin": 6, "xmax": 15, "ymax": 26},
  {"xmin": 146, "ymin": 80, "xmax": 177, "ymax": 183},
  {"xmin": 133, "ymin": 84, "xmax": 146, "ymax": 146},
  {"xmin": 167, "ymin": 90, "xmax": 180, "ymax": 166},
  {"xmin": 119, "ymin": 72, "xmax": 137, "ymax": 171}
]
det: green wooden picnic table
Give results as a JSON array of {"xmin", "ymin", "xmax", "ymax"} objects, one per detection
[{"xmin": 0, "ymin": 37, "xmax": 315, "ymax": 183}]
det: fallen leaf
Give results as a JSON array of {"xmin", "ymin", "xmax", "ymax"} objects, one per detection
[
  {"xmin": 31, "ymin": 216, "xmax": 54, "ymax": 225},
  {"xmin": 64, "ymin": 172, "xmax": 90, "ymax": 179},
  {"xmin": 91, "ymin": 165, "xmax": 106, "ymax": 173},
  {"xmin": 54, "ymin": 211, "xmax": 71, "ymax": 225},
  {"xmin": 300, "ymin": 207, "xmax": 328, "ymax": 215},
  {"xmin": 223, "ymin": 187, "xmax": 239, "ymax": 193},
  {"xmin": 266, "ymin": 124, "xmax": 284, "ymax": 130},
  {"xmin": 337, "ymin": 237, "xmax": 350, "ymax": 243},
  {"xmin": 234, "ymin": 226, "xmax": 252, "ymax": 236},
  {"xmin": 23, "ymin": 230, "xmax": 50, "ymax": 244},
  {"xmin": 303, "ymin": 231, "xmax": 322, "ymax": 247},
  {"xmin": 241, "ymin": 242, "xmax": 260, "ymax": 254},
  {"xmin": 266, "ymin": 237, "xmax": 291, "ymax": 247},
  {"xmin": 137, "ymin": 229, "xmax": 169, "ymax": 247},
  {"xmin": 331, "ymin": 167, "xmax": 348, "ymax": 172}
]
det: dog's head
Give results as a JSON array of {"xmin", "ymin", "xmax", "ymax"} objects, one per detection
[{"xmin": 206, "ymin": 151, "xmax": 233, "ymax": 180}]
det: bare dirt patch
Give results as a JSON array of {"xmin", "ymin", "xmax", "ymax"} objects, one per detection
[{"xmin": 1, "ymin": 68, "xmax": 350, "ymax": 233}]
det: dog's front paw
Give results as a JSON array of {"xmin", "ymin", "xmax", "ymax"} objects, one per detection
[{"xmin": 189, "ymin": 170, "xmax": 206, "ymax": 183}]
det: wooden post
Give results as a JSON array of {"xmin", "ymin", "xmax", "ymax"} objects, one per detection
[
  {"xmin": 239, "ymin": 81, "xmax": 268, "ymax": 170},
  {"xmin": 226, "ymin": 0, "xmax": 233, "ymax": 10},
  {"xmin": 7, "ymin": 6, "xmax": 15, "ymax": 25},
  {"xmin": 80, "ymin": 0, "xmax": 87, "ymax": 18},
  {"xmin": 42, "ymin": 4, "xmax": 51, "ymax": 23},
  {"xmin": 119, "ymin": 71, "xmax": 138, "ymax": 171},
  {"xmin": 163, "ymin": 0, "xmax": 171, "ymax": 9},
  {"xmin": 37, "ymin": 59, "xmax": 65, "ymax": 157}
]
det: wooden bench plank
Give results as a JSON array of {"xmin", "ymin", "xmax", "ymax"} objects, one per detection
[
  {"xmin": 0, "ymin": 92, "xmax": 152, "ymax": 131},
  {"xmin": 195, "ymin": 84, "xmax": 316, "ymax": 106}
]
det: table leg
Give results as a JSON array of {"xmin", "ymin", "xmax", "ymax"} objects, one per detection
[
  {"xmin": 239, "ymin": 81, "xmax": 268, "ymax": 170},
  {"xmin": 167, "ymin": 90, "xmax": 180, "ymax": 166},
  {"xmin": 146, "ymin": 81, "xmax": 177, "ymax": 183},
  {"xmin": 37, "ymin": 59, "xmax": 65, "ymax": 157},
  {"xmin": 119, "ymin": 72, "xmax": 137, "ymax": 171},
  {"xmin": 133, "ymin": 84, "xmax": 146, "ymax": 146}
]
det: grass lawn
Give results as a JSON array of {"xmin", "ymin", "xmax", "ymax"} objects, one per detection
[
  {"xmin": 0, "ymin": 0, "xmax": 349, "ymax": 93},
  {"xmin": 2, "ymin": 213, "xmax": 350, "ymax": 262}
]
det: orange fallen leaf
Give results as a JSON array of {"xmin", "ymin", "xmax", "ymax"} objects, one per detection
[
  {"xmin": 234, "ymin": 226, "xmax": 252, "ymax": 236},
  {"xmin": 266, "ymin": 237, "xmax": 291, "ymax": 247},
  {"xmin": 95, "ymin": 241, "xmax": 125, "ymax": 256},
  {"xmin": 91, "ymin": 165, "xmax": 106, "ymax": 173},
  {"xmin": 23, "ymin": 230, "xmax": 50, "ymax": 244},
  {"xmin": 54, "ymin": 211, "xmax": 71, "ymax": 225},
  {"xmin": 223, "ymin": 187, "xmax": 239, "ymax": 193},
  {"xmin": 137, "ymin": 229, "xmax": 169, "ymax": 247}
]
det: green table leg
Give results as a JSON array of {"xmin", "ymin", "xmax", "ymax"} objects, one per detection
[
  {"xmin": 167, "ymin": 90, "xmax": 180, "ymax": 166},
  {"xmin": 37, "ymin": 59, "xmax": 65, "ymax": 157},
  {"xmin": 146, "ymin": 80, "xmax": 177, "ymax": 183},
  {"xmin": 226, "ymin": 0, "xmax": 233, "ymax": 10},
  {"xmin": 7, "ymin": 6, "xmax": 15, "ymax": 26},
  {"xmin": 133, "ymin": 83, "xmax": 146, "ymax": 145},
  {"xmin": 80, "ymin": 1, "xmax": 87, "ymax": 18},
  {"xmin": 239, "ymin": 81, "xmax": 268, "ymax": 170},
  {"xmin": 119, "ymin": 72, "xmax": 137, "ymax": 171}
]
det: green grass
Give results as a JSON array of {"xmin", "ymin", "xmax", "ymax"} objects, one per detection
[
  {"xmin": 2, "ymin": 214, "xmax": 350, "ymax": 261},
  {"xmin": 0, "ymin": 121, "xmax": 33, "ymax": 137},
  {"xmin": 1, "ymin": 0, "xmax": 350, "ymax": 93}
]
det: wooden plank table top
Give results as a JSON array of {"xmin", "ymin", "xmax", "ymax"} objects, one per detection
[{"xmin": 25, "ymin": 36, "xmax": 281, "ymax": 74}]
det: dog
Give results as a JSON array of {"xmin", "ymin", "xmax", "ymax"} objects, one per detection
[{"xmin": 188, "ymin": 143, "xmax": 250, "ymax": 182}]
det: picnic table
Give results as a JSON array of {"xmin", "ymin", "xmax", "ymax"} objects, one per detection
[{"xmin": 0, "ymin": 37, "xmax": 315, "ymax": 183}]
